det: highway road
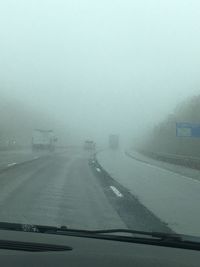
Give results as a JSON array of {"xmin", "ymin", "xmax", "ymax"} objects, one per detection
[
  {"xmin": 0, "ymin": 148, "xmax": 171, "ymax": 232},
  {"xmin": 97, "ymin": 149, "xmax": 200, "ymax": 236}
]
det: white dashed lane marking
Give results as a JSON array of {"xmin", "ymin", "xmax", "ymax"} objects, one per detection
[
  {"xmin": 96, "ymin": 168, "xmax": 101, "ymax": 172},
  {"xmin": 7, "ymin": 163, "xmax": 17, "ymax": 167},
  {"xmin": 110, "ymin": 186, "xmax": 123, "ymax": 197}
]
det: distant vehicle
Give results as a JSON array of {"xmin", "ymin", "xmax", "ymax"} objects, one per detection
[
  {"xmin": 84, "ymin": 140, "xmax": 96, "ymax": 150},
  {"xmin": 109, "ymin": 134, "xmax": 119, "ymax": 149},
  {"xmin": 32, "ymin": 129, "xmax": 57, "ymax": 152}
]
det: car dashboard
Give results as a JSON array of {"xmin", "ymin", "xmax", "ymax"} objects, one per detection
[{"xmin": 0, "ymin": 229, "xmax": 199, "ymax": 266}]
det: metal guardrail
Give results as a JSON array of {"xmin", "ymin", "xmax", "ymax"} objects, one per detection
[{"xmin": 138, "ymin": 150, "xmax": 200, "ymax": 170}]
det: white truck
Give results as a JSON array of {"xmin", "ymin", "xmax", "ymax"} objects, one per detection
[{"xmin": 32, "ymin": 129, "xmax": 57, "ymax": 152}]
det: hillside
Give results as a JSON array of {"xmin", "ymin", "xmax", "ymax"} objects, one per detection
[{"xmin": 140, "ymin": 95, "xmax": 200, "ymax": 157}]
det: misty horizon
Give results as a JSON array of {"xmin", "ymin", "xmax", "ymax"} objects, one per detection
[{"xmin": 1, "ymin": 0, "xmax": 200, "ymax": 147}]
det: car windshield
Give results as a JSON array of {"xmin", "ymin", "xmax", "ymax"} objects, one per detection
[{"xmin": 0, "ymin": 0, "xmax": 200, "ymax": 240}]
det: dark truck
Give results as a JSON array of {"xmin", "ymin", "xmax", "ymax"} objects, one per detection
[
  {"xmin": 109, "ymin": 134, "xmax": 119, "ymax": 149},
  {"xmin": 84, "ymin": 140, "xmax": 96, "ymax": 151}
]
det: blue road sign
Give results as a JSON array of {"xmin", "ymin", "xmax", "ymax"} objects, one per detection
[{"xmin": 176, "ymin": 122, "xmax": 200, "ymax": 137}]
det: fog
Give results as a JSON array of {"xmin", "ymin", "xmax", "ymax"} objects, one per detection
[{"xmin": 1, "ymin": 0, "xmax": 200, "ymax": 147}]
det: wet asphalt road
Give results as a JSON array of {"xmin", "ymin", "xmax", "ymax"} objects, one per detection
[{"xmin": 0, "ymin": 148, "xmax": 171, "ymax": 232}]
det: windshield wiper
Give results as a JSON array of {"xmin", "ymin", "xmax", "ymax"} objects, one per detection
[
  {"xmin": 0, "ymin": 222, "xmax": 200, "ymax": 251},
  {"xmin": 39, "ymin": 227, "xmax": 200, "ymax": 251},
  {"xmin": 80, "ymin": 229, "xmax": 181, "ymax": 240},
  {"xmin": 0, "ymin": 221, "xmax": 188, "ymax": 241},
  {"xmin": 45, "ymin": 227, "xmax": 182, "ymax": 241},
  {"xmin": 0, "ymin": 221, "xmax": 180, "ymax": 240}
]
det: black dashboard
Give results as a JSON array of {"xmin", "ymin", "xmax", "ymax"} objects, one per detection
[{"xmin": 0, "ymin": 229, "xmax": 199, "ymax": 266}]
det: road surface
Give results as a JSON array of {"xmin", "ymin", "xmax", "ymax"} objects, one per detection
[
  {"xmin": 0, "ymin": 148, "xmax": 171, "ymax": 232},
  {"xmin": 97, "ymin": 149, "xmax": 200, "ymax": 236},
  {"xmin": 0, "ymin": 149, "xmax": 55, "ymax": 170}
]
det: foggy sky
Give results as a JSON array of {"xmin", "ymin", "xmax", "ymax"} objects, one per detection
[{"xmin": 1, "ymin": 0, "xmax": 200, "ymax": 146}]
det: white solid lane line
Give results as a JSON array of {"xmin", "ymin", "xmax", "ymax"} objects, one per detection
[
  {"xmin": 7, "ymin": 163, "xmax": 17, "ymax": 167},
  {"xmin": 110, "ymin": 186, "xmax": 123, "ymax": 197}
]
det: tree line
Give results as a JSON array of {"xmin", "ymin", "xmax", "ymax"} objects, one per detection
[{"xmin": 140, "ymin": 95, "xmax": 200, "ymax": 157}]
